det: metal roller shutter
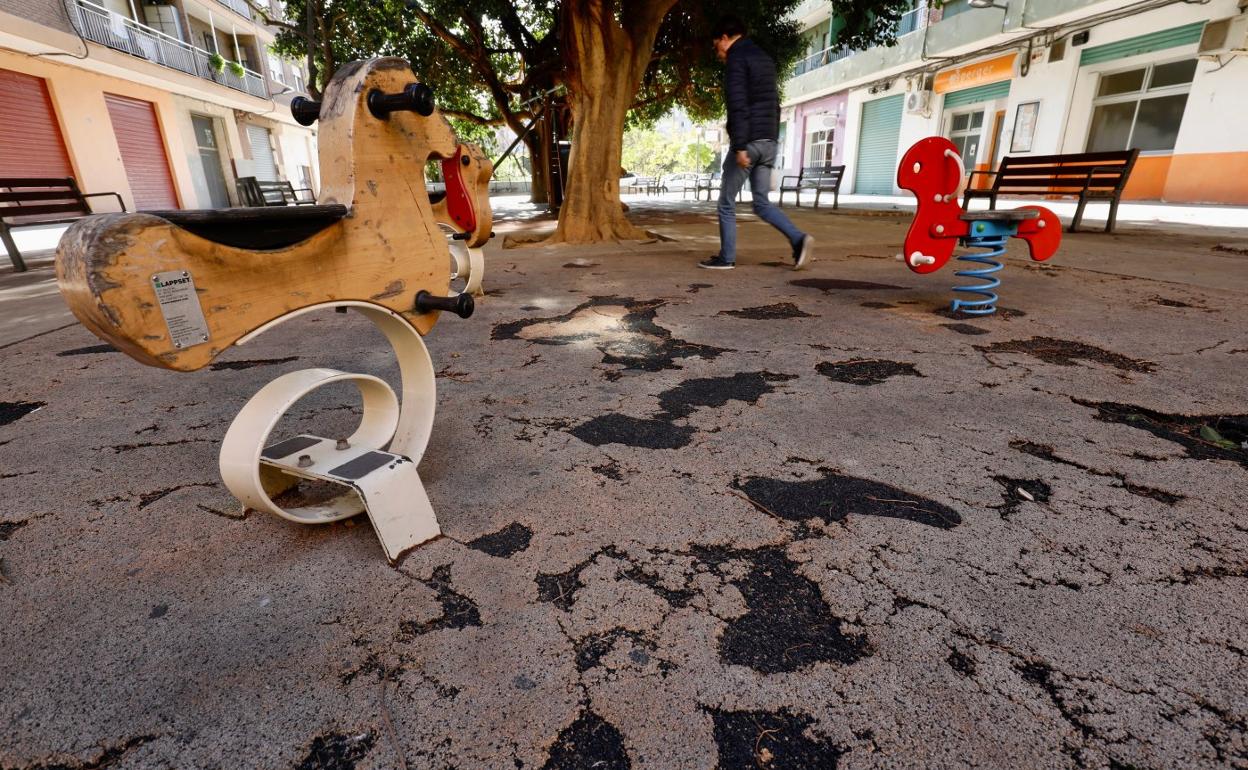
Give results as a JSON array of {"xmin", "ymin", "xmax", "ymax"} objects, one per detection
[
  {"xmin": 0, "ymin": 68, "xmax": 73, "ymax": 178},
  {"xmin": 246, "ymin": 124, "xmax": 278, "ymax": 181},
  {"xmin": 104, "ymin": 93, "xmax": 178, "ymax": 210},
  {"xmin": 854, "ymin": 94, "xmax": 904, "ymax": 195},
  {"xmin": 943, "ymin": 81, "xmax": 1011, "ymax": 110}
]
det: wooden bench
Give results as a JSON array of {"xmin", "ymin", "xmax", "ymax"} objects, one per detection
[
  {"xmin": 0, "ymin": 177, "xmax": 125, "ymax": 272},
  {"xmin": 779, "ymin": 165, "xmax": 845, "ymax": 209},
  {"xmin": 236, "ymin": 176, "xmax": 316, "ymax": 207},
  {"xmin": 962, "ymin": 149, "xmax": 1139, "ymax": 233}
]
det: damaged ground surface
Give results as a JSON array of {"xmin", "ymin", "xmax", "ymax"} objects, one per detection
[{"xmin": 1, "ymin": 200, "xmax": 1246, "ymax": 769}]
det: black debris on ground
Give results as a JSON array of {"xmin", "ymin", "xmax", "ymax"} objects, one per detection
[
  {"xmin": 398, "ymin": 565, "xmax": 482, "ymax": 637},
  {"xmin": 466, "ymin": 523, "xmax": 533, "ymax": 558},
  {"xmin": 815, "ymin": 359, "xmax": 923, "ymax": 386},
  {"xmin": 1009, "ymin": 439, "xmax": 1185, "ymax": 505},
  {"xmin": 737, "ymin": 471, "xmax": 962, "ymax": 530},
  {"xmin": 1073, "ymin": 401, "xmax": 1248, "ymax": 469},
  {"xmin": 0, "ymin": 401, "xmax": 45, "ymax": 428},
  {"xmin": 541, "ymin": 710, "xmax": 632, "ymax": 770},
  {"xmin": 295, "ymin": 731, "xmax": 376, "ymax": 770},
  {"xmin": 709, "ymin": 707, "xmax": 846, "ymax": 769},
  {"xmin": 695, "ymin": 545, "xmax": 871, "ymax": 673},
  {"xmin": 935, "ymin": 306, "xmax": 1027, "ymax": 320},
  {"xmin": 860, "ymin": 301, "xmax": 896, "ymax": 309},
  {"xmin": 976, "ymin": 337, "xmax": 1155, "ymax": 372},
  {"xmin": 717, "ymin": 303, "xmax": 815, "ymax": 320},
  {"xmin": 657, "ymin": 371, "xmax": 797, "ymax": 419},
  {"xmin": 992, "ymin": 476, "xmax": 1053, "ymax": 519},
  {"xmin": 567, "ymin": 414, "xmax": 696, "ymax": 449}
]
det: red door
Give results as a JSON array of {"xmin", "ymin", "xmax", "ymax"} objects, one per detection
[
  {"xmin": 104, "ymin": 93, "xmax": 179, "ymax": 210},
  {"xmin": 0, "ymin": 68, "xmax": 73, "ymax": 178}
]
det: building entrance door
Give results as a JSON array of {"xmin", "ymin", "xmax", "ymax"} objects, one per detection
[
  {"xmin": 947, "ymin": 109, "xmax": 984, "ymax": 165},
  {"xmin": 191, "ymin": 114, "xmax": 230, "ymax": 208}
]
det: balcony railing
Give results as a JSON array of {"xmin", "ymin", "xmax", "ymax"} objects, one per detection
[
  {"xmin": 790, "ymin": 6, "xmax": 929, "ymax": 77},
  {"xmin": 792, "ymin": 44, "xmax": 854, "ymax": 76},
  {"xmin": 215, "ymin": 0, "xmax": 253, "ymax": 19},
  {"xmin": 68, "ymin": 0, "xmax": 267, "ymax": 99}
]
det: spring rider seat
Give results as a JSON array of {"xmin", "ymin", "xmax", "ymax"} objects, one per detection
[
  {"xmin": 55, "ymin": 58, "xmax": 492, "ymax": 562},
  {"xmin": 897, "ymin": 137, "xmax": 1061, "ymax": 315}
]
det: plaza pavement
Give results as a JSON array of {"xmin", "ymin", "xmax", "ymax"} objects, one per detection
[{"xmin": 0, "ymin": 197, "xmax": 1245, "ymax": 769}]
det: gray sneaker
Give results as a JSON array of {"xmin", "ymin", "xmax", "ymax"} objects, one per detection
[
  {"xmin": 699, "ymin": 256, "xmax": 735, "ymax": 270},
  {"xmin": 792, "ymin": 235, "xmax": 813, "ymax": 270}
]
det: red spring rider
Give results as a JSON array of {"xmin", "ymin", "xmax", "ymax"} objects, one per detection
[{"xmin": 897, "ymin": 137, "xmax": 1061, "ymax": 316}]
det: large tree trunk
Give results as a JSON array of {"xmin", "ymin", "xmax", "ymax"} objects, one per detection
[
  {"xmin": 546, "ymin": 0, "xmax": 676, "ymax": 243},
  {"xmin": 525, "ymin": 124, "xmax": 550, "ymax": 205}
]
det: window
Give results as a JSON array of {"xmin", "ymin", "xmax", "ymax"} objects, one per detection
[
  {"xmin": 1086, "ymin": 59, "xmax": 1196, "ymax": 153},
  {"xmin": 947, "ymin": 109, "xmax": 984, "ymax": 163},
  {"xmin": 202, "ymin": 31, "xmax": 218, "ymax": 54},
  {"xmin": 805, "ymin": 129, "xmax": 835, "ymax": 166},
  {"xmin": 268, "ymin": 54, "xmax": 285, "ymax": 85},
  {"xmin": 293, "ymin": 69, "xmax": 305, "ymax": 94}
]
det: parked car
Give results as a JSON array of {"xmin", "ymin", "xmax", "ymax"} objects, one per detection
[
  {"xmin": 619, "ymin": 169, "xmax": 638, "ymax": 188},
  {"xmin": 661, "ymin": 172, "xmax": 700, "ymax": 192}
]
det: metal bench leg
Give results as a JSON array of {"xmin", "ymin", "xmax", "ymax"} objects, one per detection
[
  {"xmin": 1106, "ymin": 197, "xmax": 1121, "ymax": 233},
  {"xmin": 833, "ymin": 189, "xmax": 839, "ymax": 210},
  {"xmin": 0, "ymin": 225, "xmax": 27, "ymax": 273},
  {"xmin": 1070, "ymin": 196, "xmax": 1088, "ymax": 233},
  {"xmin": 814, "ymin": 189, "xmax": 821, "ymax": 209}
]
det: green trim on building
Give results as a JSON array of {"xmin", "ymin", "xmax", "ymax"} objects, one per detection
[
  {"xmin": 1079, "ymin": 22, "xmax": 1206, "ymax": 66},
  {"xmin": 942, "ymin": 81, "xmax": 1011, "ymax": 110}
]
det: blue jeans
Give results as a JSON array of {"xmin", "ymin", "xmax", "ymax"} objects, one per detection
[{"xmin": 717, "ymin": 139, "xmax": 805, "ymax": 264}]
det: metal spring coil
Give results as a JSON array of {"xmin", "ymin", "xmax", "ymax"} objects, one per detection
[{"xmin": 951, "ymin": 233, "xmax": 1006, "ymax": 316}]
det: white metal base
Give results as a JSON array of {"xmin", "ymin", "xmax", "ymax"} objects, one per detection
[{"xmin": 218, "ymin": 304, "xmax": 442, "ymax": 562}]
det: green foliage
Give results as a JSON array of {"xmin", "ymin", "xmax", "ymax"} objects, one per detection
[
  {"xmin": 206, "ymin": 52, "xmax": 225, "ymax": 74},
  {"xmin": 227, "ymin": 60, "xmax": 246, "ymax": 77}
]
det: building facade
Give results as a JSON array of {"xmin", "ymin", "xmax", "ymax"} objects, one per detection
[
  {"xmin": 0, "ymin": 0, "xmax": 317, "ymax": 211},
  {"xmin": 780, "ymin": 0, "xmax": 1248, "ymax": 204}
]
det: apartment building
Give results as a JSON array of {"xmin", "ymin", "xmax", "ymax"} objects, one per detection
[
  {"xmin": 780, "ymin": 0, "xmax": 1248, "ymax": 204},
  {"xmin": 0, "ymin": 0, "xmax": 317, "ymax": 211}
]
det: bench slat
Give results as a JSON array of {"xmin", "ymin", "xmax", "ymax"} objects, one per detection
[
  {"xmin": 989, "ymin": 179, "xmax": 1126, "ymax": 189},
  {"xmin": 0, "ymin": 190, "xmax": 86, "ymax": 203},
  {"xmin": 999, "ymin": 151, "xmax": 1136, "ymax": 167},
  {"xmin": 0, "ymin": 177, "xmax": 78, "ymax": 189},
  {"xmin": 0, "ymin": 202, "xmax": 88, "ymax": 219},
  {"xmin": 992, "ymin": 165, "xmax": 1129, "ymax": 178}
]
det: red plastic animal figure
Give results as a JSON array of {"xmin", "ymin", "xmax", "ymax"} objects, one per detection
[{"xmin": 896, "ymin": 137, "xmax": 1060, "ymax": 274}]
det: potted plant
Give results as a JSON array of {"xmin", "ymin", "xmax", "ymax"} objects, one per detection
[
  {"xmin": 227, "ymin": 60, "xmax": 246, "ymax": 78},
  {"xmin": 207, "ymin": 52, "xmax": 225, "ymax": 74}
]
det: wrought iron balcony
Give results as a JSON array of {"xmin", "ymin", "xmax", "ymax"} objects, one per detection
[
  {"xmin": 790, "ymin": 6, "xmax": 929, "ymax": 78},
  {"xmin": 67, "ymin": 0, "xmax": 268, "ymax": 99}
]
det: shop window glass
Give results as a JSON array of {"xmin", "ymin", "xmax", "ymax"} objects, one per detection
[
  {"xmin": 1087, "ymin": 102, "xmax": 1136, "ymax": 153},
  {"xmin": 1097, "ymin": 68, "xmax": 1145, "ymax": 97},
  {"xmin": 1148, "ymin": 59, "xmax": 1197, "ymax": 89},
  {"xmin": 947, "ymin": 109, "xmax": 983, "ymax": 164},
  {"xmin": 1132, "ymin": 94, "xmax": 1189, "ymax": 151},
  {"xmin": 952, "ymin": 114, "xmax": 968, "ymax": 132},
  {"xmin": 1086, "ymin": 59, "xmax": 1194, "ymax": 154}
]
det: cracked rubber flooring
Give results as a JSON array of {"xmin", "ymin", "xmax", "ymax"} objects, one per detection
[{"xmin": 0, "ymin": 204, "xmax": 1245, "ymax": 769}]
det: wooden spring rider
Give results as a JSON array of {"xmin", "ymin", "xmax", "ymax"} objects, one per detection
[{"xmin": 56, "ymin": 58, "xmax": 493, "ymax": 562}]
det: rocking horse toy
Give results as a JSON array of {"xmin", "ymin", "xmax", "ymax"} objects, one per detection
[
  {"xmin": 897, "ymin": 136, "xmax": 1061, "ymax": 315},
  {"xmin": 56, "ymin": 58, "xmax": 493, "ymax": 562}
]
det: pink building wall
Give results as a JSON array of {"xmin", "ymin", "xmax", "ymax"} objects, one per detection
[{"xmin": 790, "ymin": 90, "xmax": 849, "ymax": 167}]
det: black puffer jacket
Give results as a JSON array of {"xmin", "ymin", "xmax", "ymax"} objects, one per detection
[{"xmin": 724, "ymin": 37, "xmax": 780, "ymax": 152}]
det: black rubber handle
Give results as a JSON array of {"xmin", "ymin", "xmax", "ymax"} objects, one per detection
[
  {"xmin": 290, "ymin": 96, "xmax": 321, "ymax": 126},
  {"xmin": 415, "ymin": 290, "xmax": 474, "ymax": 319},
  {"xmin": 368, "ymin": 83, "xmax": 435, "ymax": 119}
]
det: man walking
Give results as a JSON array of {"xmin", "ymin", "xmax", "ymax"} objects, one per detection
[{"xmin": 700, "ymin": 16, "xmax": 813, "ymax": 271}]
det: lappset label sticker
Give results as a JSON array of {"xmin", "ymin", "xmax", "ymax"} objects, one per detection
[{"xmin": 152, "ymin": 270, "xmax": 210, "ymax": 349}]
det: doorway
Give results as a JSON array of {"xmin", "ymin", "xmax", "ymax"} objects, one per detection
[{"xmin": 191, "ymin": 114, "xmax": 230, "ymax": 208}]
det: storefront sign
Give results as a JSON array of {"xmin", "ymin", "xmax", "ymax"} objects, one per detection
[{"xmin": 933, "ymin": 54, "xmax": 1017, "ymax": 94}]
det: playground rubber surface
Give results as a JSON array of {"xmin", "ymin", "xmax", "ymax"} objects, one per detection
[{"xmin": 1, "ymin": 200, "xmax": 1245, "ymax": 768}]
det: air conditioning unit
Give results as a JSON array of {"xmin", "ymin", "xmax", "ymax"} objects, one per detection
[
  {"xmin": 905, "ymin": 89, "xmax": 932, "ymax": 116},
  {"xmin": 1199, "ymin": 15, "xmax": 1248, "ymax": 57}
]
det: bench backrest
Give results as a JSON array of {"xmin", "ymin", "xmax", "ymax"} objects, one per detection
[
  {"xmin": 0, "ymin": 177, "xmax": 89, "ymax": 224},
  {"xmin": 993, "ymin": 150, "xmax": 1139, "ymax": 194},
  {"xmin": 799, "ymin": 165, "xmax": 846, "ymax": 185},
  {"xmin": 238, "ymin": 177, "xmax": 300, "ymax": 206}
]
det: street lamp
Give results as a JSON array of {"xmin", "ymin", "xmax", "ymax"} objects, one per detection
[{"xmin": 968, "ymin": 0, "xmax": 1008, "ymax": 8}]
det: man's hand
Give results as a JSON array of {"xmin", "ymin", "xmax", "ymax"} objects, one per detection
[{"xmin": 736, "ymin": 150, "xmax": 751, "ymax": 169}]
